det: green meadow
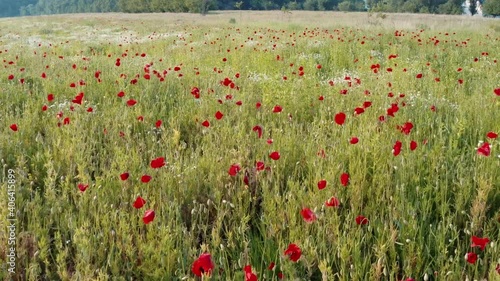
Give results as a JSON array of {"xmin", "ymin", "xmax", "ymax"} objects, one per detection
[{"xmin": 0, "ymin": 11, "xmax": 499, "ymax": 280}]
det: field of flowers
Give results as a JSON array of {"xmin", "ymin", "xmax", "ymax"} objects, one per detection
[{"xmin": 0, "ymin": 11, "xmax": 499, "ymax": 281}]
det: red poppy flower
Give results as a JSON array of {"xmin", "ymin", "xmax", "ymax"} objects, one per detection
[
  {"xmin": 387, "ymin": 104, "xmax": 399, "ymax": 117},
  {"xmin": 393, "ymin": 140, "xmax": 402, "ymax": 156},
  {"xmin": 301, "ymin": 207, "xmax": 317, "ymax": 223},
  {"xmin": 335, "ymin": 112, "xmax": 346, "ymax": 125},
  {"xmin": 256, "ymin": 102, "xmax": 262, "ymax": 109},
  {"xmin": 201, "ymin": 120, "xmax": 210, "ymax": 128},
  {"xmin": 354, "ymin": 107, "xmax": 365, "ymax": 115},
  {"xmin": 150, "ymin": 157, "xmax": 166, "ymax": 169},
  {"xmin": 471, "ymin": 236, "xmax": 489, "ymax": 251},
  {"xmin": 410, "ymin": 140, "xmax": 418, "ymax": 151},
  {"xmin": 269, "ymin": 151, "xmax": 280, "ymax": 160},
  {"xmin": 477, "ymin": 142, "xmax": 491, "ymax": 157},
  {"xmin": 325, "ymin": 196, "xmax": 340, "ymax": 207},
  {"xmin": 143, "ymin": 210, "xmax": 155, "ymax": 224},
  {"xmin": 47, "ymin": 94, "xmax": 54, "ymax": 102},
  {"xmin": 355, "ymin": 215, "xmax": 369, "ymax": 225},
  {"xmin": 228, "ymin": 164, "xmax": 241, "ymax": 176},
  {"xmin": 317, "ymin": 179, "xmax": 327, "ymax": 190},
  {"xmin": 141, "ymin": 175, "xmax": 152, "ymax": 183},
  {"xmin": 72, "ymin": 92, "xmax": 84, "ymax": 105},
  {"xmin": 86, "ymin": 107, "xmax": 93, "ymax": 112},
  {"xmin": 8, "ymin": 74, "xmax": 14, "ymax": 80},
  {"xmin": 42, "ymin": 105, "xmax": 48, "ymax": 111},
  {"xmin": 363, "ymin": 101, "xmax": 372, "ymax": 108},
  {"xmin": 126, "ymin": 99, "xmax": 137, "ymax": 106},
  {"xmin": 398, "ymin": 122, "xmax": 414, "ymax": 135},
  {"xmin": 221, "ymin": 77, "xmax": 232, "ymax": 86},
  {"xmin": 255, "ymin": 161, "xmax": 265, "ymax": 171},
  {"xmin": 77, "ymin": 183, "xmax": 88, "ymax": 192},
  {"xmin": 340, "ymin": 173, "xmax": 349, "ymax": 186},
  {"xmin": 215, "ymin": 111, "xmax": 224, "ymax": 120},
  {"xmin": 155, "ymin": 120, "xmax": 162, "ymax": 128},
  {"xmin": 253, "ymin": 125, "xmax": 263, "ymax": 138},
  {"xmin": 268, "ymin": 262, "xmax": 275, "ymax": 270},
  {"xmin": 465, "ymin": 252, "xmax": 477, "ymax": 264},
  {"xmin": 120, "ymin": 172, "xmax": 129, "ymax": 181},
  {"xmin": 284, "ymin": 243, "xmax": 301, "ymax": 262},
  {"xmin": 244, "ymin": 265, "xmax": 257, "ymax": 281},
  {"xmin": 9, "ymin": 124, "xmax": 18, "ymax": 132},
  {"xmin": 350, "ymin": 137, "xmax": 359, "ymax": 144},
  {"xmin": 41, "ymin": 72, "xmax": 47, "ymax": 79},
  {"xmin": 191, "ymin": 87, "xmax": 200, "ymax": 99},
  {"xmin": 486, "ymin": 131, "xmax": 498, "ymax": 139},
  {"xmin": 273, "ymin": 105, "xmax": 283, "ymax": 113},
  {"xmin": 416, "ymin": 73, "xmax": 423, "ymax": 79},
  {"xmin": 494, "ymin": 88, "xmax": 500, "ymax": 96},
  {"xmin": 192, "ymin": 253, "xmax": 215, "ymax": 277},
  {"xmin": 133, "ymin": 196, "xmax": 146, "ymax": 209}
]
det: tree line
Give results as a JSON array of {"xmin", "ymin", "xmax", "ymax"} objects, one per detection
[{"xmin": 0, "ymin": 0, "xmax": 498, "ymax": 18}]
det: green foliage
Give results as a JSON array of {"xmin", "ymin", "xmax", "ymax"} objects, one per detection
[
  {"xmin": 287, "ymin": 0, "xmax": 301, "ymax": 9},
  {"xmin": 437, "ymin": 0, "xmax": 464, "ymax": 14},
  {"xmin": 19, "ymin": 0, "xmax": 118, "ymax": 15},
  {"xmin": 484, "ymin": 0, "xmax": 500, "ymax": 16},
  {"xmin": 338, "ymin": 1, "xmax": 352, "ymax": 11},
  {"xmin": 0, "ymin": 0, "xmax": 481, "ymax": 17},
  {"xmin": 1, "ymin": 0, "xmax": 37, "ymax": 17},
  {"xmin": 234, "ymin": 0, "xmax": 244, "ymax": 9},
  {"xmin": 337, "ymin": 0, "xmax": 365, "ymax": 11}
]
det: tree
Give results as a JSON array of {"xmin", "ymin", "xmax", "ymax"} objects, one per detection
[
  {"xmin": 338, "ymin": 1, "xmax": 352, "ymax": 10},
  {"xmin": 483, "ymin": 0, "xmax": 500, "ymax": 15},
  {"xmin": 469, "ymin": 0, "xmax": 477, "ymax": 14},
  {"xmin": 437, "ymin": 0, "xmax": 463, "ymax": 13},
  {"xmin": 0, "ymin": 0, "xmax": 37, "ymax": 17}
]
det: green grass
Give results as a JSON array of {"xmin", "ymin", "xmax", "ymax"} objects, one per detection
[{"xmin": 0, "ymin": 11, "xmax": 499, "ymax": 281}]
